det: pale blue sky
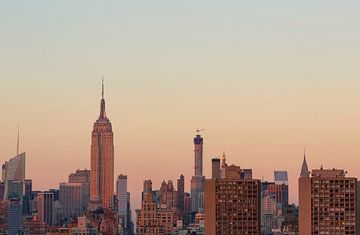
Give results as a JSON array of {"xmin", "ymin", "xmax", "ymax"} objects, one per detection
[{"xmin": 1, "ymin": 1, "xmax": 360, "ymax": 207}]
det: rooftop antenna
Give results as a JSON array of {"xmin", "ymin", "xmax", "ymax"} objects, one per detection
[
  {"xmin": 196, "ymin": 128, "xmax": 205, "ymax": 135},
  {"xmin": 17, "ymin": 126, "xmax": 20, "ymax": 156},
  {"xmin": 102, "ymin": 76, "xmax": 104, "ymax": 99}
]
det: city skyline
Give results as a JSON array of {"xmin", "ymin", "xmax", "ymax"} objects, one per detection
[
  {"xmin": 2, "ymin": 0, "xmax": 360, "ymax": 216},
  {"xmin": 1, "ymin": 80, "xmax": 359, "ymax": 212}
]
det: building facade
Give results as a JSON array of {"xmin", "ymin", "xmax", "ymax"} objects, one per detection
[
  {"xmin": 136, "ymin": 180, "xmax": 179, "ymax": 234},
  {"xmin": 177, "ymin": 175, "xmax": 185, "ymax": 213},
  {"xmin": 37, "ymin": 192, "xmax": 54, "ymax": 226},
  {"xmin": 299, "ymin": 164, "xmax": 357, "ymax": 234},
  {"xmin": 205, "ymin": 159, "xmax": 261, "ymax": 235},
  {"xmin": 2, "ymin": 153, "xmax": 26, "ymax": 200},
  {"xmin": 8, "ymin": 198, "xmax": 23, "ymax": 235},
  {"xmin": 90, "ymin": 81, "xmax": 114, "ymax": 209},
  {"xmin": 159, "ymin": 180, "xmax": 177, "ymax": 209},
  {"xmin": 68, "ymin": 169, "xmax": 90, "ymax": 211},
  {"xmin": 59, "ymin": 182, "xmax": 83, "ymax": 222},
  {"xmin": 116, "ymin": 174, "xmax": 133, "ymax": 234},
  {"xmin": 190, "ymin": 133, "xmax": 205, "ymax": 213}
]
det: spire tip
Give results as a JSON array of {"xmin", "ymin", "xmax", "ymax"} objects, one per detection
[{"xmin": 101, "ymin": 76, "xmax": 104, "ymax": 99}]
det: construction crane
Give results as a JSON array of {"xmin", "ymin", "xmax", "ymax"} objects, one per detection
[{"xmin": 196, "ymin": 128, "xmax": 205, "ymax": 135}]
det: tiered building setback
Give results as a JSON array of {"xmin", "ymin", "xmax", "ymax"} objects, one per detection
[{"xmin": 90, "ymin": 81, "xmax": 114, "ymax": 209}]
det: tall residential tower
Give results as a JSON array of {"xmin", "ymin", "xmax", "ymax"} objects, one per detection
[
  {"xmin": 190, "ymin": 132, "xmax": 205, "ymax": 213},
  {"xmin": 90, "ymin": 80, "xmax": 114, "ymax": 209}
]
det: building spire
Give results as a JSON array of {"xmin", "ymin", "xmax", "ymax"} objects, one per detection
[
  {"xmin": 17, "ymin": 126, "xmax": 20, "ymax": 156},
  {"xmin": 300, "ymin": 148, "xmax": 309, "ymax": 177},
  {"xmin": 102, "ymin": 76, "xmax": 104, "ymax": 100},
  {"xmin": 99, "ymin": 78, "xmax": 107, "ymax": 119},
  {"xmin": 221, "ymin": 151, "xmax": 227, "ymax": 168}
]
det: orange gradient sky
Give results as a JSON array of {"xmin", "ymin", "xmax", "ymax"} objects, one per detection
[{"xmin": 1, "ymin": 1, "xmax": 360, "ymax": 208}]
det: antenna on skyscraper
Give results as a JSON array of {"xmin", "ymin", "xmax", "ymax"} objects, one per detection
[
  {"xmin": 196, "ymin": 128, "xmax": 205, "ymax": 135},
  {"xmin": 17, "ymin": 126, "xmax": 20, "ymax": 156},
  {"xmin": 102, "ymin": 76, "xmax": 104, "ymax": 99}
]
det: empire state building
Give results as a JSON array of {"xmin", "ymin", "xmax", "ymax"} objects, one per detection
[{"xmin": 90, "ymin": 80, "xmax": 114, "ymax": 209}]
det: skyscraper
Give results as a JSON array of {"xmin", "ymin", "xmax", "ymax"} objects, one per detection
[
  {"xmin": 90, "ymin": 80, "xmax": 114, "ymax": 209},
  {"xmin": 159, "ymin": 180, "xmax": 177, "ymax": 209},
  {"xmin": 2, "ymin": 153, "xmax": 25, "ymax": 200},
  {"xmin": 299, "ymin": 164, "xmax": 357, "ymax": 234},
  {"xmin": 136, "ymin": 180, "xmax": 160, "ymax": 234},
  {"xmin": 274, "ymin": 170, "xmax": 288, "ymax": 185},
  {"xmin": 194, "ymin": 133, "xmax": 203, "ymax": 177},
  {"xmin": 8, "ymin": 198, "xmax": 23, "ymax": 235},
  {"xmin": 177, "ymin": 175, "xmax": 184, "ymax": 213},
  {"xmin": 272, "ymin": 170, "xmax": 289, "ymax": 206},
  {"xmin": 116, "ymin": 174, "xmax": 129, "ymax": 232},
  {"xmin": 68, "ymin": 169, "xmax": 90, "ymax": 211},
  {"xmin": 190, "ymin": 132, "xmax": 205, "ymax": 213},
  {"xmin": 3, "ymin": 129, "xmax": 26, "ymax": 201},
  {"xmin": 136, "ymin": 180, "xmax": 178, "ymax": 234},
  {"xmin": 37, "ymin": 192, "xmax": 54, "ymax": 226},
  {"xmin": 59, "ymin": 182, "xmax": 83, "ymax": 221},
  {"xmin": 211, "ymin": 158, "xmax": 220, "ymax": 180},
  {"xmin": 23, "ymin": 180, "xmax": 33, "ymax": 216}
]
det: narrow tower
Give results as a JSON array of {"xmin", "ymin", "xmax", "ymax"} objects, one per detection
[
  {"xmin": 194, "ymin": 133, "xmax": 203, "ymax": 176},
  {"xmin": 90, "ymin": 79, "xmax": 114, "ymax": 209},
  {"xmin": 191, "ymin": 130, "xmax": 205, "ymax": 213},
  {"xmin": 298, "ymin": 150, "xmax": 311, "ymax": 235}
]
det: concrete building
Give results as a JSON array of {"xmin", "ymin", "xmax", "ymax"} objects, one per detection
[
  {"xmin": 274, "ymin": 171, "xmax": 288, "ymax": 185},
  {"xmin": 2, "ymin": 153, "xmax": 25, "ymax": 200},
  {"xmin": 273, "ymin": 170, "xmax": 289, "ymax": 207},
  {"xmin": 177, "ymin": 175, "xmax": 185, "ymax": 213},
  {"xmin": 260, "ymin": 179, "xmax": 291, "ymax": 234},
  {"xmin": 68, "ymin": 169, "xmax": 90, "ymax": 211},
  {"xmin": 6, "ymin": 180, "xmax": 23, "ymax": 200},
  {"xmin": 136, "ymin": 180, "xmax": 179, "ymax": 234},
  {"xmin": 82, "ymin": 207, "xmax": 119, "ymax": 234},
  {"xmin": 282, "ymin": 204, "xmax": 298, "ymax": 233},
  {"xmin": 116, "ymin": 174, "xmax": 133, "ymax": 234},
  {"xmin": 8, "ymin": 198, "xmax": 23, "ymax": 235},
  {"xmin": 90, "ymin": 80, "xmax": 114, "ymax": 209},
  {"xmin": 211, "ymin": 158, "xmax": 220, "ymax": 180},
  {"xmin": 204, "ymin": 158, "xmax": 261, "ymax": 235},
  {"xmin": 37, "ymin": 192, "xmax": 54, "ymax": 226},
  {"xmin": 23, "ymin": 212, "xmax": 46, "ymax": 235},
  {"xmin": 59, "ymin": 182, "xmax": 83, "ymax": 222},
  {"xmin": 190, "ymin": 133, "xmax": 205, "ymax": 213},
  {"xmin": 23, "ymin": 179, "xmax": 33, "ymax": 215},
  {"xmin": 299, "ymin": 160, "xmax": 357, "ymax": 234},
  {"xmin": 159, "ymin": 180, "xmax": 177, "ymax": 209},
  {"xmin": 69, "ymin": 216, "xmax": 98, "ymax": 234},
  {"xmin": 136, "ymin": 180, "xmax": 160, "ymax": 234}
]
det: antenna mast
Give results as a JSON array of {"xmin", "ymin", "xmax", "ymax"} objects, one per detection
[
  {"xmin": 196, "ymin": 128, "xmax": 205, "ymax": 135},
  {"xmin": 102, "ymin": 76, "xmax": 104, "ymax": 99}
]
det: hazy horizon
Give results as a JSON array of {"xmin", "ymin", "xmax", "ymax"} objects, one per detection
[{"xmin": 1, "ymin": 0, "xmax": 360, "ymax": 209}]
